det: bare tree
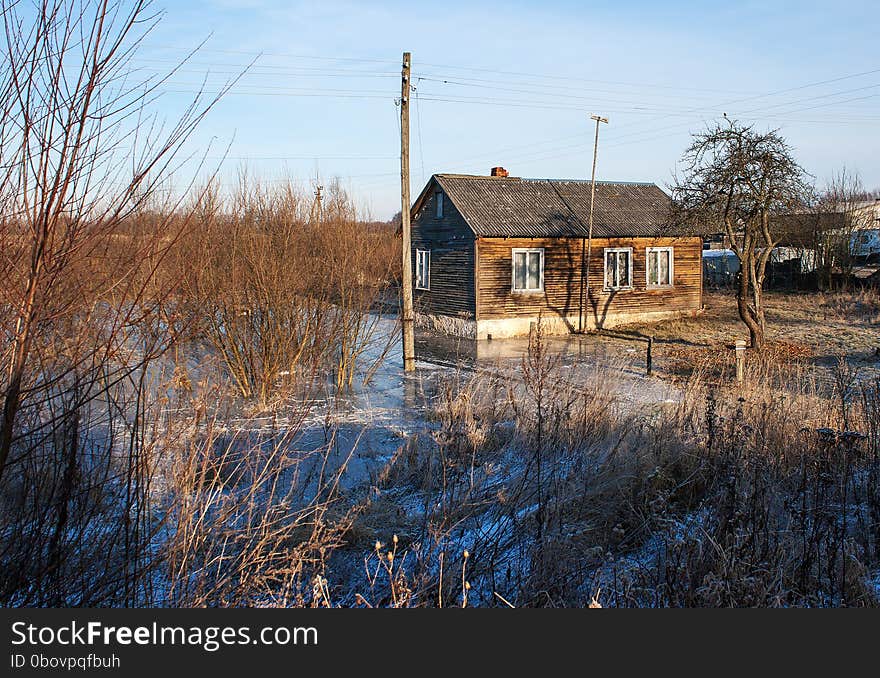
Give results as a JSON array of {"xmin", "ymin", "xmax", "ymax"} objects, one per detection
[
  {"xmin": 0, "ymin": 0, "xmax": 229, "ymax": 484},
  {"xmin": 0, "ymin": 0, "xmax": 234, "ymax": 605},
  {"xmin": 672, "ymin": 120, "xmax": 810, "ymax": 350},
  {"xmin": 812, "ymin": 169, "xmax": 875, "ymax": 288}
]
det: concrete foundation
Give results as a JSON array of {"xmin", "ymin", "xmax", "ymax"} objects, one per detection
[
  {"xmin": 414, "ymin": 312, "xmax": 477, "ymax": 339},
  {"xmin": 417, "ymin": 309, "xmax": 701, "ymax": 341}
]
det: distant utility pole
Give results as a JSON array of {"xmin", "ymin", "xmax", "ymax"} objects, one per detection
[
  {"xmin": 399, "ymin": 51, "xmax": 416, "ymax": 372},
  {"xmin": 311, "ymin": 183, "xmax": 323, "ymax": 222},
  {"xmin": 310, "ymin": 162, "xmax": 323, "ymax": 222},
  {"xmin": 579, "ymin": 114, "xmax": 609, "ymax": 333}
]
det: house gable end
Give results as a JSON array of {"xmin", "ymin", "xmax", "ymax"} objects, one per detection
[{"xmin": 411, "ymin": 175, "xmax": 479, "ymax": 236}]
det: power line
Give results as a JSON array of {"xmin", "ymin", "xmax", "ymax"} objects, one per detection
[
  {"xmin": 556, "ymin": 72, "xmax": 880, "ymax": 153},
  {"xmin": 416, "ymin": 75, "xmax": 747, "ymax": 104},
  {"xmin": 771, "ymin": 92, "xmax": 880, "ymax": 118},
  {"xmin": 139, "ymin": 50, "xmax": 880, "ymax": 149},
  {"xmin": 135, "ymin": 50, "xmax": 880, "ymax": 198},
  {"xmin": 203, "ymin": 154, "xmax": 398, "ymax": 160},
  {"xmin": 131, "ymin": 57, "xmax": 398, "ymax": 77},
  {"xmin": 160, "ymin": 88, "xmax": 391, "ymax": 99},
  {"xmin": 599, "ymin": 94, "xmax": 880, "ymax": 152},
  {"xmin": 148, "ymin": 45, "xmax": 399, "ymax": 66},
  {"xmin": 737, "ymin": 82, "xmax": 880, "ymax": 117},
  {"xmin": 414, "ymin": 61, "xmax": 764, "ymax": 95},
  {"xmin": 140, "ymin": 49, "xmax": 880, "ymax": 105},
  {"xmin": 414, "ymin": 82, "xmax": 426, "ymax": 187}
]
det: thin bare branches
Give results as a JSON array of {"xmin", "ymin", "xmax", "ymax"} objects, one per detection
[
  {"xmin": 0, "ymin": 0, "xmax": 231, "ymax": 482},
  {"xmin": 671, "ymin": 119, "xmax": 811, "ymax": 349}
]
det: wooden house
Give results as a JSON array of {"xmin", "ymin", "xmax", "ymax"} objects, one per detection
[{"xmin": 410, "ymin": 168, "xmax": 702, "ymax": 339}]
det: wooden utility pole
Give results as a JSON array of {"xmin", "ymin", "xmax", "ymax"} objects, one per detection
[
  {"xmin": 399, "ymin": 51, "xmax": 416, "ymax": 372},
  {"xmin": 579, "ymin": 114, "xmax": 609, "ymax": 333}
]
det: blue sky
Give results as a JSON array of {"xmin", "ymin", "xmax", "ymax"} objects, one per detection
[{"xmin": 143, "ymin": 1, "xmax": 879, "ymax": 218}]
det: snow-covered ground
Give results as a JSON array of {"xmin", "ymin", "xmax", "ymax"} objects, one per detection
[{"xmin": 277, "ymin": 318, "xmax": 682, "ymax": 490}]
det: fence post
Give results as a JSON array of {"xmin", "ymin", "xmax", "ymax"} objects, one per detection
[
  {"xmin": 646, "ymin": 335, "xmax": 653, "ymax": 376},
  {"xmin": 735, "ymin": 339, "xmax": 746, "ymax": 384}
]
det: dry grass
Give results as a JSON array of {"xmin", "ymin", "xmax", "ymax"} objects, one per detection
[
  {"xmin": 5, "ymin": 283, "xmax": 878, "ymax": 607},
  {"xmin": 610, "ymin": 289, "xmax": 880, "ymax": 384},
  {"xmin": 336, "ymin": 315, "xmax": 880, "ymax": 607},
  {"xmin": 623, "ymin": 289, "xmax": 878, "ymax": 344}
]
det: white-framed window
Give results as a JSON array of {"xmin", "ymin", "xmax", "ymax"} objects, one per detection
[
  {"xmin": 604, "ymin": 247, "xmax": 633, "ymax": 290},
  {"xmin": 435, "ymin": 191, "xmax": 444, "ymax": 218},
  {"xmin": 646, "ymin": 246, "xmax": 674, "ymax": 287},
  {"xmin": 415, "ymin": 249, "xmax": 430, "ymax": 290},
  {"xmin": 512, "ymin": 248, "xmax": 544, "ymax": 292}
]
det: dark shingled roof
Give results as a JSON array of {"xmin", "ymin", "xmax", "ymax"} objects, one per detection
[{"xmin": 430, "ymin": 174, "xmax": 683, "ymax": 238}]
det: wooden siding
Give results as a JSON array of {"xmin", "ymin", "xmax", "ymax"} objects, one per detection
[
  {"xmin": 476, "ymin": 236, "xmax": 703, "ymax": 325},
  {"xmin": 410, "ymin": 185, "xmax": 476, "ymax": 318}
]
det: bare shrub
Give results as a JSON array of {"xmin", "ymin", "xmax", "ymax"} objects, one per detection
[
  {"xmin": 0, "ymin": 0, "xmax": 231, "ymax": 604},
  {"xmin": 176, "ymin": 177, "xmax": 397, "ymax": 408}
]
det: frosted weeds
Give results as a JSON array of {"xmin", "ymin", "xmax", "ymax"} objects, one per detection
[{"xmin": 262, "ymin": 320, "xmax": 686, "ymax": 489}]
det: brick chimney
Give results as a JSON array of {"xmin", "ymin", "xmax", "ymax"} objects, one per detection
[{"xmin": 490, "ymin": 166, "xmax": 509, "ymax": 178}]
